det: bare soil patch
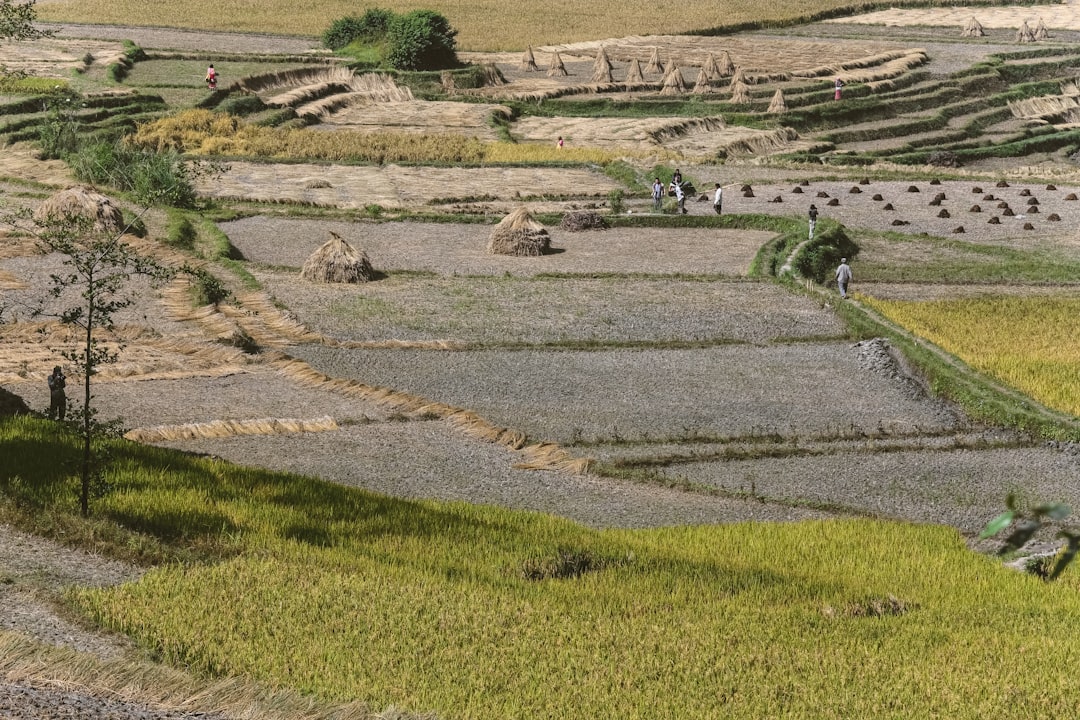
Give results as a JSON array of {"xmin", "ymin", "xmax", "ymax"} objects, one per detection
[{"xmin": 315, "ymin": 100, "xmax": 509, "ymax": 140}]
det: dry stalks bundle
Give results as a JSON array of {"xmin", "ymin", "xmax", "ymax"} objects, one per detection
[
  {"xmin": 33, "ymin": 186, "xmax": 124, "ymax": 234},
  {"xmin": 961, "ymin": 17, "xmax": 985, "ymax": 38},
  {"xmin": 624, "ymin": 58, "xmax": 644, "ymax": 84},
  {"xmin": 1016, "ymin": 21, "xmax": 1035, "ymax": 43},
  {"xmin": 719, "ymin": 127, "xmax": 799, "ymax": 156},
  {"xmin": 521, "ymin": 45, "xmax": 538, "ymax": 71},
  {"xmin": 1035, "ymin": 18, "xmax": 1050, "ymax": 41},
  {"xmin": 1008, "ymin": 95, "xmax": 1080, "ymax": 119},
  {"xmin": 731, "ymin": 67, "xmax": 747, "ymax": 85},
  {"xmin": 488, "ymin": 206, "xmax": 550, "ymax": 256},
  {"xmin": 767, "ymin": 89, "xmax": 788, "ymax": 113},
  {"xmin": 560, "ymin": 211, "xmax": 609, "ymax": 232},
  {"xmin": 300, "ymin": 232, "xmax": 374, "ymax": 284},
  {"xmin": 125, "ymin": 416, "xmax": 339, "ymax": 443},
  {"xmin": 691, "ymin": 67, "xmax": 714, "ymax": 94},
  {"xmin": 547, "ymin": 50, "xmax": 568, "ymax": 77},
  {"xmin": 660, "ymin": 65, "xmax": 687, "ymax": 95},
  {"xmin": 646, "ymin": 46, "xmax": 664, "ymax": 75},
  {"xmin": 730, "ymin": 79, "xmax": 751, "ymax": 104},
  {"xmin": 648, "ymin": 116, "xmax": 726, "ymax": 143},
  {"xmin": 702, "ymin": 52, "xmax": 722, "ymax": 80},
  {"xmin": 717, "ymin": 50, "xmax": 735, "ymax": 77},
  {"xmin": 592, "ymin": 46, "xmax": 613, "ymax": 83},
  {"xmin": 513, "ymin": 442, "xmax": 593, "ymax": 474}
]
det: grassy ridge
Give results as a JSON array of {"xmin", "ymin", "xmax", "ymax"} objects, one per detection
[
  {"xmin": 38, "ymin": 0, "xmax": 1004, "ymax": 51},
  {"xmin": 3, "ymin": 416, "xmax": 1080, "ymax": 717}
]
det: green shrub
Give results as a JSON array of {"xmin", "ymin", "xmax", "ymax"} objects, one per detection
[
  {"xmin": 385, "ymin": 10, "xmax": 459, "ymax": 71},
  {"xmin": 607, "ymin": 189, "xmax": 624, "ymax": 215},
  {"xmin": 219, "ymin": 94, "xmax": 266, "ymax": 116},
  {"xmin": 322, "ymin": 8, "xmax": 394, "ymax": 50},
  {"xmin": 37, "ymin": 95, "xmax": 81, "ymax": 160},
  {"xmin": 793, "ymin": 221, "xmax": 859, "ymax": 284},
  {"xmin": 69, "ymin": 141, "xmax": 199, "ymax": 209}
]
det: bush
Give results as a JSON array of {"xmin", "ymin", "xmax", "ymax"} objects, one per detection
[
  {"xmin": 385, "ymin": 10, "xmax": 458, "ymax": 71},
  {"xmin": 793, "ymin": 222, "xmax": 859, "ymax": 284},
  {"xmin": 69, "ymin": 141, "xmax": 199, "ymax": 209},
  {"xmin": 322, "ymin": 8, "xmax": 394, "ymax": 50}
]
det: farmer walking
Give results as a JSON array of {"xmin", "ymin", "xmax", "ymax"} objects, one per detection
[
  {"xmin": 674, "ymin": 181, "xmax": 686, "ymax": 214},
  {"xmin": 713, "ymin": 183, "xmax": 723, "ymax": 215},
  {"xmin": 47, "ymin": 365, "xmax": 66, "ymax": 420},
  {"xmin": 835, "ymin": 257, "xmax": 853, "ymax": 299},
  {"xmin": 652, "ymin": 177, "xmax": 664, "ymax": 212},
  {"xmin": 808, "ymin": 204, "xmax": 819, "ymax": 240},
  {"xmin": 205, "ymin": 63, "xmax": 218, "ymax": 90},
  {"xmin": 834, "ymin": 77, "xmax": 844, "ymax": 101}
]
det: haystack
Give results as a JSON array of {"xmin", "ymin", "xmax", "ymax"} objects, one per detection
[
  {"xmin": 961, "ymin": 17, "xmax": 985, "ymax": 37},
  {"xmin": 718, "ymin": 51, "xmax": 736, "ymax": 77},
  {"xmin": 33, "ymin": 186, "xmax": 124, "ymax": 234},
  {"xmin": 1016, "ymin": 20, "xmax": 1035, "ymax": 43},
  {"xmin": 488, "ymin": 207, "xmax": 550, "ymax": 257},
  {"xmin": 624, "ymin": 58, "xmax": 644, "ymax": 84},
  {"xmin": 731, "ymin": 67, "xmax": 747, "ymax": 86},
  {"xmin": 660, "ymin": 65, "xmax": 687, "ymax": 95},
  {"xmin": 592, "ymin": 47, "xmax": 613, "ymax": 83},
  {"xmin": 730, "ymin": 80, "xmax": 751, "ymax": 104},
  {"xmin": 521, "ymin": 45, "xmax": 538, "ymax": 71},
  {"xmin": 646, "ymin": 47, "xmax": 664, "ymax": 75},
  {"xmin": 300, "ymin": 232, "xmax": 374, "ymax": 283},
  {"xmin": 701, "ymin": 53, "xmax": 721, "ymax": 81},
  {"xmin": 547, "ymin": 51, "xmax": 568, "ymax": 77},
  {"xmin": 767, "ymin": 89, "xmax": 788, "ymax": 113},
  {"xmin": 692, "ymin": 67, "xmax": 715, "ymax": 94},
  {"xmin": 1034, "ymin": 17, "xmax": 1049, "ymax": 40}
]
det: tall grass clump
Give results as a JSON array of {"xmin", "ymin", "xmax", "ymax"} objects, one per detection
[{"xmin": 864, "ymin": 295, "xmax": 1080, "ymax": 418}]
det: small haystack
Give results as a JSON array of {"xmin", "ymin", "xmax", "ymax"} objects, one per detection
[
  {"xmin": 521, "ymin": 46, "xmax": 538, "ymax": 71},
  {"xmin": 1035, "ymin": 17, "xmax": 1050, "ymax": 40},
  {"xmin": 691, "ymin": 67, "xmax": 714, "ymax": 94},
  {"xmin": 1016, "ymin": 21, "xmax": 1035, "ymax": 43},
  {"xmin": 33, "ymin": 185, "xmax": 124, "ymax": 234},
  {"xmin": 489, "ymin": 207, "xmax": 550, "ymax": 256},
  {"xmin": 625, "ymin": 58, "xmax": 645, "ymax": 84},
  {"xmin": 660, "ymin": 65, "xmax": 687, "ymax": 95},
  {"xmin": 767, "ymin": 89, "xmax": 788, "ymax": 113},
  {"xmin": 702, "ymin": 53, "xmax": 722, "ymax": 81},
  {"xmin": 730, "ymin": 79, "xmax": 751, "ymax": 104},
  {"xmin": 560, "ymin": 211, "xmax": 608, "ymax": 232},
  {"xmin": 717, "ymin": 51, "xmax": 736, "ymax": 77},
  {"xmin": 592, "ymin": 47, "xmax": 613, "ymax": 83},
  {"xmin": 646, "ymin": 47, "xmax": 665, "ymax": 75},
  {"xmin": 547, "ymin": 51, "xmax": 568, "ymax": 77},
  {"xmin": 961, "ymin": 17, "xmax": 985, "ymax": 38},
  {"xmin": 731, "ymin": 67, "xmax": 747, "ymax": 86},
  {"xmin": 301, "ymin": 232, "xmax": 374, "ymax": 283}
]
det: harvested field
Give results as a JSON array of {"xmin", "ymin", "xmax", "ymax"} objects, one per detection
[
  {"xmin": 827, "ymin": 5, "xmax": 1080, "ymax": 32},
  {"xmin": 288, "ymin": 343, "xmax": 963, "ymax": 445},
  {"xmin": 196, "ymin": 162, "xmax": 622, "ymax": 208},
  {"xmin": 0, "ymin": 37, "xmax": 126, "ymax": 77},
  {"xmin": 221, "ymin": 217, "xmax": 773, "ymax": 276},
  {"xmin": 314, "ymin": 100, "xmax": 508, "ymax": 141}
]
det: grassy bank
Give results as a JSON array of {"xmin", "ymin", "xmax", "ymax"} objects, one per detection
[{"xmin": 3, "ymin": 415, "xmax": 1080, "ymax": 718}]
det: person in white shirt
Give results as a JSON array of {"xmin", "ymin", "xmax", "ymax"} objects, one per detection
[
  {"xmin": 713, "ymin": 183, "xmax": 723, "ymax": 215},
  {"xmin": 835, "ymin": 258, "xmax": 853, "ymax": 299}
]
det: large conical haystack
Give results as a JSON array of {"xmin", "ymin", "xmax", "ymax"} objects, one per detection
[
  {"xmin": 730, "ymin": 79, "xmax": 751, "ymax": 104},
  {"xmin": 767, "ymin": 88, "xmax": 788, "ymax": 113},
  {"xmin": 1016, "ymin": 20, "xmax": 1035, "ymax": 42},
  {"xmin": 547, "ymin": 50, "xmax": 568, "ymax": 77},
  {"xmin": 488, "ymin": 207, "xmax": 550, "ymax": 257},
  {"xmin": 1034, "ymin": 17, "xmax": 1049, "ymax": 40},
  {"xmin": 961, "ymin": 17, "xmax": 985, "ymax": 37},
  {"xmin": 301, "ymin": 232, "xmax": 374, "ymax": 283},
  {"xmin": 702, "ymin": 52, "xmax": 721, "ymax": 81},
  {"xmin": 731, "ymin": 66, "xmax": 747, "ymax": 85},
  {"xmin": 660, "ymin": 65, "xmax": 687, "ymax": 95},
  {"xmin": 624, "ymin": 58, "xmax": 644, "ymax": 84},
  {"xmin": 520, "ymin": 45, "xmax": 538, "ymax": 71},
  {"xmin": 33, "ymin": 185, "xmax": 125, "ymax": 234},
  {"xmin": 691, "ymin": 67, "xmax": 714, "ymax": 94},
  {"xmin": 717, "ymin": 50, "xmax": 736, "ymax": 77},
  {"xmin": 646, "ymin": 47, "xmax": 664, "ymax": 75},
  {"xmin": 592, "ymin": 46, "xmax": 613, "ymax": 83}
]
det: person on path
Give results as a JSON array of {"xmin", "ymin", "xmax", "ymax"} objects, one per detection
[
  {"xmin": 835, "ymin": 257, "xmax": 853, "ymax": 299},
  {"xmin": 205, "ymin": 64, "xmax": 217, "ymax": 90},
  {"xmin": 808, "ymin": 204, "xmax": 818, "ymax": 240},
  {"xmin": 834, "ymin": 77, "xmax": 844, "ymax": 101},
  {"xmin": 556, "ymin": 135, "xmax": 564, "ymax": 149},
  {"xmin": 47, "ymin": 365, "xmax": 65, "ymax": 421},
  {"xmin": 713, "ymin": 183, "xmax": 723, "ymax": 215},
  {"xmin": 672, "ymin": 168, "xmax": 682, "ymax": 187},
  {"xmin": 674, "ymin": 181, "xmax": 686, "ymax": 214},
  {"xmin": 652, "ymin": 177, "xmax": 664, "ymax": 212}
]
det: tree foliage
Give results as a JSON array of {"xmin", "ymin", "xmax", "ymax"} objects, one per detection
[
  {"xmin": 0, "ymin": 0, "xmax": 51, "ymax": 42},
  {"xmin": 385, "ymin": 10, "xmax": 458, "ymax": 71},
  {"xmin": 321, "ymin": 8, "xmax": 393, "ymax": 50}
]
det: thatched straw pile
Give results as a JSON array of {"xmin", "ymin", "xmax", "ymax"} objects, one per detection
[
  {"xmin": 592, "ymin": 47, "xmax": 613, "ymax": 83},
  {"xmin": 33, "ymin": 186, "xmax": 124, "ymax": 234},
  {"xmin": 489, "ymin": 207, "xmax": 550, "ymax": 256},
  {"xmin": 560, "ymin": 211, "xmax": 608, "ymax": 232},
  {"xmin": 692, "ymin": 67, "xmax": 714, "ymax": 94},
  {"xmin": 625, "ymin": 58, "xmax": 644, "ymax": 84},
  {"xmin": 300, "ymin": 232, "xmax": 374, "ymax": 283},
  {"xmin": 702, "ymin": 53, "xmax": 722, "ymax": 81},
  {"xmin": 646, "ymin": 47, "xmax": 664, "ymax": 75},
  {"xmin": 547, "ymin": 51, "xmax": 568, "ymax": 77},
  {"xmin": 730, "ymin": 79, "xmax": 751, "ymax": 104},
  {"xmin": 660, "ymin": 65, "xmax": 687, "ymax": 95},
  {"xmin": 717, "ymin": 51, "xmax": 736, "ymax": 77},
  {"xmin": 1035, "ymin": 17, "xmax": 1049, "ymax": 41},
  {"xmin": 1016, "ymin": 20, "xmax": 1035, "ymax": 43},
  {"xmin": 767, "ymin": 89, "xmax": 787, "ymax": 113},
  {"xmin": 521, "ymin": 45, "xmax": 538, "ymax": 71},
  {"xmin": 961, "ymin": 17, "xmax": 985, "ymax": 37}
]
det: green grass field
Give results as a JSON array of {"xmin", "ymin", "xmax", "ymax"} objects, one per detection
[{"xmin": 3, "ymin": 415, "xmax": 1080, "ymax": 718}]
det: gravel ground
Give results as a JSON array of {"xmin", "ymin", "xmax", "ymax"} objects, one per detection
[
  {"xmin": 45, "ymin": 23, "xmax": 321, "ymax": 55},
  {"xmin": 0, "ymin": 679, "xmax": 229, "ymax": 720}
]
